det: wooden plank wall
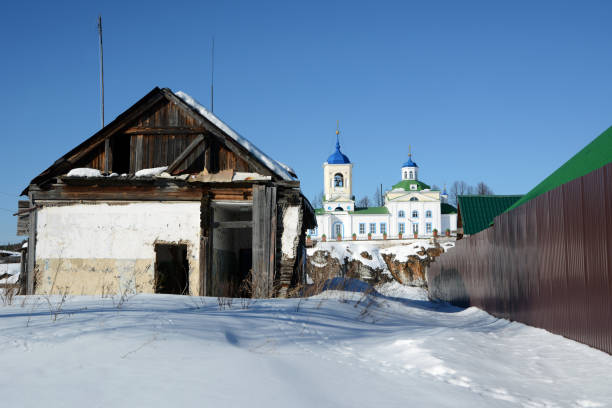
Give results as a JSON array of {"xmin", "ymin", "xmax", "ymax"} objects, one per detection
[
  {"xmin": 69, "ymin": 99, "xmax": 254, "ymax": 176},
  {"xmin": 252, "ymin": 185, "xmax": 277, "ymax": 298}
]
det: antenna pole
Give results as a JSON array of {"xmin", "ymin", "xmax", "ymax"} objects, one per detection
[
  {"xmin": 211, "ymin": 36, "xmax": 215, "ymax": 112},
  {"xmin": 98, "ymin": 15, "xmax": 105, "ymax": 128}
]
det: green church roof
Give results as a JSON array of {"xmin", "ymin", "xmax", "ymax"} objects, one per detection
[
  {"xmin": 505, "ymin": 125, "xmax": 612, "ymax": 213},
  {"xmin": 350, "ymin": 207, "xmax": 389, "ymax": 215},
  {"xmin": 458, "ymin": 195, "xmax": 523, "ymax": 235},
  {"xmin": 391, "ymin": 179, "xmax": 431, "ymax": 191},
  {"xmin": 441, "ymin": 203, "xmax": 457, "ymax": 214}
]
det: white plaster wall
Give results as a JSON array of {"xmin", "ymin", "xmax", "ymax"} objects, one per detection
[
  {"xmin": 441, "ymin": 213, "xmax": 458, "ymax": 232},
  {"xmin": 37, "ymin": 202, "xmax": 201, "ymax": 260}
]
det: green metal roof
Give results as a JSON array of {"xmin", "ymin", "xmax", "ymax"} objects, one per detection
[
  {"xmin": 350, "ymin": 207, "xmax": 389, "ymax": 215},
  {"xmin": 458, "ymin": 195, "xmax": 523, "ymax": 235},
  {"xmin": 314, "ymin": 208, "xmax": 325, "ymax": 215},
  {"xmin": 441, "ymin": 203, "xmax": 457, "ymax": 214},
  {"xmin": 391, "ymin": 179, "xmax": 431, "ymax": 191},
  {"xmin": 506, "ymin": 125, "xmax": 612, "ymax": 213}
]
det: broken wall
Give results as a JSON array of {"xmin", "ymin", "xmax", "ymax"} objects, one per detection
[{"xmin": 35, "ymin": 202, "xmax": 201, "ymax": 295}]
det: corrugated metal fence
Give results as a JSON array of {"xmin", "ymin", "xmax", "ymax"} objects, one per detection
[{"xmin": 427, "ymin": 163, "xmax": 612, "ymax": 354}]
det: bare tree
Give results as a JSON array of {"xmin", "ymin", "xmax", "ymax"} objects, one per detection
[
  {"xmin": 356, "ymin": 196, "xmax": 370, "ymax": 208},
  {"xmin": 372, "ymin": 185, "xmax": 384, "ymax": 207},
  {"xmin": 311, "ymin": 191, "xmax": 324, "ymax": 208},
  {"xmin": 476, "ymin": 181, "xmax": 494, "ymax": 195},
  {"xmin": 431, "ymin": 184, "xmax": 440, "ymax": 191},
  {"xmin": 449, "ymin": 181, "xmax": 470, "ymax": 206}
]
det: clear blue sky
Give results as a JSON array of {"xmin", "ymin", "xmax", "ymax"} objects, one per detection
[{"xmin": 2, "ymin": 0, "xmax": 612, "ymax": 244}]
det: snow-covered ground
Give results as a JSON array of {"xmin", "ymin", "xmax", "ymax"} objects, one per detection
[{"xmin": 0, "ymin": 284, "xmax": 610, "ymax": 407}]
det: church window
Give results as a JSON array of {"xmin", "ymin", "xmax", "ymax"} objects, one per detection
[
  {"xmin": 398, "ymin": 210, "xmax": 405, "ymax": 218},
  {"xmin": 426, "ymin": 223, "xmax": 432, "ymax": 233},
  {"xmin": 380, "ymin": 223, "xmax": 387, "ymax": 235},
  {"xmin": 369, "ymin": 223, "xmax": 376, "ymax": 234},
  {"xmin": 359, "ymin": 223, "xmax": 365, "ymax": 234},
  {"xmin": 410, "ymin": 184, "xmax": 417, "ymax": 191},
  {"xmin": 398, "ymin": 223, "xmax": 405, "ymax": 234},
  {"xmin": 412, "ymin": 223, "xmax": 419, "ymax": 234},
  {"xmin": 412, "ymin": 210, "xmax": 419, "ymax": 218},
  {"xmin": 333, "ymin": 222, "xmax": 343, "ymax": 238},
  {"xmin": 334, "ymin": 173, "xmax": 344, "ymax": 187},
  {"xmin": 426, "ymin": 210, "xmax": 432, "ymax": 218},
  {"xmin": 335, "ymin": 206, "xmax": 343, "ymax": 211},
  {"xmin": 409, "ymin": 171, "xmax": 413, "ymax": 179},
  {"xmin": 403, "ymin": 171, "xmax": 407, "ymax": 179},
  {"xmin": 410, "ymin": 197, "xmax": 418, "ymax": 201}
]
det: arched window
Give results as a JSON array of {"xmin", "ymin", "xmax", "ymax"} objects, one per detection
[
  {"xmin": 398, "ymin": 210, "xmax": 405, "ymax": 218},
  {"xmin": 410, "ymin": 197, "xmax": 419, "ymax": 201},
  {"xmin": 334, "ymin": 173, "xmax": 344, "ymax": 187},
  {"xmin": 403, "ymin": 171, "xmax": 407, "ymax": 179},
  {"xmin": 412, "ymin": 210, "xmax": 419, "ymax": 218},
  {"xmin": 409, "ymin": 171, "xmax": 413, "ymax": 179},
  {"xmin": 426, "ymin": 210, "xmax": 432, "ymax": 218},
  {"xmin": 334, "ymin": 206, "xmax": 343, "ymax": 211}
]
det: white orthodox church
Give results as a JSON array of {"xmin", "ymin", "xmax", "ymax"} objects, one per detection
[{"xmin": 310, "ymin": 131, "xmax": 457, "ymax": 240}]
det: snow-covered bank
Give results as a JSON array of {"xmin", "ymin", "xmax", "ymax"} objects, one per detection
[
  {"xmin": 307, "ymin": 240, "xmax": 455, "ymax": 286},
  {"xmin": 0, "ymin": 286, "xmax": 610, "ymax": 407}
]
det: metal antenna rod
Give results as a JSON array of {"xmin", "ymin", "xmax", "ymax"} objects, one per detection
[
  {"xmin": 97, "ymin": 15, "xmax": 105, "ymax": 128},
  {"xmin": 211, "ymin": 36, "xmax": 215, "ymax": 113}
]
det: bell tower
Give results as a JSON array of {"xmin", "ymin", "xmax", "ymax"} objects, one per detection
[{"xmin": 322, "ymin": 123, "xmax": 354, "ymax": 212}]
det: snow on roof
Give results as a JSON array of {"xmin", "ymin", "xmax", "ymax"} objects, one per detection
[
  {"xmin": 134, "ymin": 166, "xmax": 168, "ymax": 178},
  {"xmin": 66, "ymin": 168, "xmax": 102, "ymax": 178},
  {"xmin": 175, "ymin": 91, "xmax": 296, "ymax": 181}
]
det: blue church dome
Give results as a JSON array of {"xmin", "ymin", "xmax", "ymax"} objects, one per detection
[
  {"xmin": 327, "ymin": 137, "xmax": 351, "ymax": 164},
  {"xmin": 402, "ymin": 156, "xmax": 418, "ymax": 167}
]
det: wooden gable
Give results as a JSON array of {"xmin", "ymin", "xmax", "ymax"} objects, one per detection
[
  {"xmin": 75, "ymin": 96, "xmax": 256, "ymax": 176},
  {"xmin": 24, "ymin": 87, "xmax": 279, "ymax": 193}
]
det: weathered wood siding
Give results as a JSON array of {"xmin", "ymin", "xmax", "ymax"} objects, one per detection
[{"xmin": 70, "ymin": 99, "xmax": 254, "ymax": 176}]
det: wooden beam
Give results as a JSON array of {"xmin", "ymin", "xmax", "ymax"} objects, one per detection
[
  {"xmin": 26, "ymin": 194, "xmax": 37, "ymax": 295},
  {"xmin": 166, "ymin": 134, "xmax": 205, "ymax": 174},
  {"xmin": 213, "ymin": 221, "xmax": 252, "ymax": 229},
  {"xmin": 30, "ymin": 183, "xmax": 253, "ymax": 202},
  {"xmin": 252, "ymin": 185, "xmax": 276, "ymax": 298},
  {"xmin": 123, "ymin": 127, "xmax": 209, "ymax": 135},
  {"xmin": 104, "ymin": 137, "xmax": 112, "ymax": 173}
]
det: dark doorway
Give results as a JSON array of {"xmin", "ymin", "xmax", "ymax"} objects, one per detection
[
  {"xmin": 238, "ymin": 248, "xmax": 252, "ymax": 297},
  {"xmin": 155, "ymin": 244, "xmax": 189, "ymax": 294}
]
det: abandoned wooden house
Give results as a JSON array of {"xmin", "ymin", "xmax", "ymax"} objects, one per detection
[{"xmin": 17, "ymin": 87, "xmax": 316, "ymax": 298}]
